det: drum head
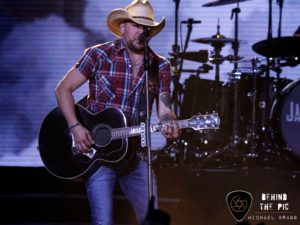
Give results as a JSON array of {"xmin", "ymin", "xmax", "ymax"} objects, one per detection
[{"xmin": 271, "ymin": 79, "xmax": 300, "ymax": 160}]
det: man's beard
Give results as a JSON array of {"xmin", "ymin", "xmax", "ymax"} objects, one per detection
[{"xmin": 126, "ymin": 40, "xmax": 144, "ymax": 54}]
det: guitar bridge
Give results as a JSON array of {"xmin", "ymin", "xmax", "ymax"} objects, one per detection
[{"xmin": 71, "ymin": 135, "xmax": 96, "ymax": 159}]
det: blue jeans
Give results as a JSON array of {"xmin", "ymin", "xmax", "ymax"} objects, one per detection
[{"xmin": 86, "ymin": 159, "xmax": 157, "ymax": 225}]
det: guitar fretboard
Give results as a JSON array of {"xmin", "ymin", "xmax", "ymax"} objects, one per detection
[{"xmin": 110, "ymin": 115, "xmax": 218, "ymax": 140}]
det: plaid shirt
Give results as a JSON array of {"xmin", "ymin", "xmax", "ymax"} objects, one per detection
[{"xmin": 75, "ymin": 39, "xmax": 171, "ymax": 122}]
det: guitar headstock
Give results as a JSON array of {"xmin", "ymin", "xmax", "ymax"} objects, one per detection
[{"xmin": 188, "ymin": 112, "xmax": 220, "ymax": 130}]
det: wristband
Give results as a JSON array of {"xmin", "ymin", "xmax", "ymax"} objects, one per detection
[{"xmin": 69, "ymin": 122, "xmax": 81, "ymax": 130}]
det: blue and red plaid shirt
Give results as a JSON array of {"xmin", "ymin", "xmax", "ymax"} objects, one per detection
[{"xmin": 75, "ymin": 39, "xmax": 171, "ymax": 122}]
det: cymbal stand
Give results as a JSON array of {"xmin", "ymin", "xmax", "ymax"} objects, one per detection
[
  {"xmin": 231, "ymin": 2, "xmax": 241, "ymax": 71},
  {"xmin": 244, "ymin": 57, "xmax": 260, "ymax": 157},
  {"xmin": 229, "ymin": 1, "xmax": 242, "ymax": 144},
  {"xmin": 274, "ymin": 0, "xmax": 284, "ymax": 88},
  {"xmin": 211, "ymin": 19, "xmax": 225, "ymax": 82},
  {"xmin": 171, "ymin": 0, "xmax": 181, "ymax": 117},
  {"xmin": 229, "ymin": 71, "xmax": 241, "ymax": 145},
  {"xmin": 277, "ymin": 0, "xmax": 284, "ymax": 38},
  {"xmin": 250, "ymin": 58, "xmax": 258, "ymax": 141},
  {"xmin": 260, "ymin": 0, "xmax": 285, "ymax": 157},
  {"xmin": 260, "ymin": 0, "xmax": 273, "ymax": 151},
  {"xmin": 210, "ymin": 21, "xmax": 225, "ymax": 121}
]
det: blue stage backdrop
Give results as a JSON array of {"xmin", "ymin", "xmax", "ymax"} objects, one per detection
[{"xmin": 0, "ymin": 0, "xmax": 299, "ymax": 166}]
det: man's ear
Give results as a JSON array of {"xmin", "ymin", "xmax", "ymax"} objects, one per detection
[{"xmin": 120, "ymin": 24, "xmax": 125, "ymax": 34}]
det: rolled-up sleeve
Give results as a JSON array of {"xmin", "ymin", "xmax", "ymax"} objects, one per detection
[{"xmin": 75, "ymin": 47, "xmax": 99, "ymax": 79}]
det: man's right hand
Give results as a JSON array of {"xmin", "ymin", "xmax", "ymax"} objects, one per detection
[{"xmin": 70, "ymin": 125, "xmax": 95, "ymax": 153}]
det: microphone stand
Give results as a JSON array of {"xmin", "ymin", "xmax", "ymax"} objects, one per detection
[
  {"xmin": 171, "ymin": 0, "xmax": 181, "ymax": 117},
  {"xmin": 175, "ymin": 20, "xmax": 195, "ymax": 115},
  {"xmin": 143, "ymin": 38, "xmax": 153, "ymax": 201},
  {"xmin": 179, "ymin": 20, "xmax": 196, "ymax": 78}
]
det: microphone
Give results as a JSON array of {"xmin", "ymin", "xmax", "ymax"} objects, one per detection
[
  {"xmin": 139, "ymin": 27, "xmax": 152, "ymax": 43},
  {"xmin": 181, "ymin": 18, "xmax": 201, "ymax": 24}
]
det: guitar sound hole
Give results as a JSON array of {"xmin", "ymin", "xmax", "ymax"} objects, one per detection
[{"xmin": 92, "ymin": 124, "xmax": 112, "ymax": 147}]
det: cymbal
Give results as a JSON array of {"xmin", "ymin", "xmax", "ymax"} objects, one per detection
[
  {"xmin": 252, "ymin": 36, "xmax": 300, "ymax": 58},
  {"xmin": 192, "ymin": 34, "xmax": 235, "ymax": 45},
  {"xmin": 173, "ymin": 50, "xmax": 208, "ymax": 63},
  {"xmin": 202, "ymin": 0, "xmax": 249, "ymax": 7}
]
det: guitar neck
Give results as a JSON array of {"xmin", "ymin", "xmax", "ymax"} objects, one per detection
[{"xmin": 110, "ymin": 119, "xmax": 191, "ymax": 140}]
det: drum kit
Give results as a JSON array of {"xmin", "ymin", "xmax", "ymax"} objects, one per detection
[{"xmin": 154, "ymin": 0, "xmax": 300, "ymax": 170}]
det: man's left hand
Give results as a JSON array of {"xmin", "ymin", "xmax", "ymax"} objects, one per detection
[{"xmin": 161, "ymin": 120, "xmax": 180, "ymax": 139}]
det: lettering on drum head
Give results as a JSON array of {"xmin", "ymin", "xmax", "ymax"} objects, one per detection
[{"xmin": 286, "ymin": 102, "xmax": 300, "ymax": 122}]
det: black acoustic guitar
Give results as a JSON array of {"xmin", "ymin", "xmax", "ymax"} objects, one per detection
[{"xmin": 38, "ymin": 104, "xmax": 220, "ymax": 181}]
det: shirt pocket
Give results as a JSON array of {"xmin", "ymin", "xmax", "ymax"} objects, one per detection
[{"xmin": 93, "ymin": 73, "xmax": 116, "ymax": 101}]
